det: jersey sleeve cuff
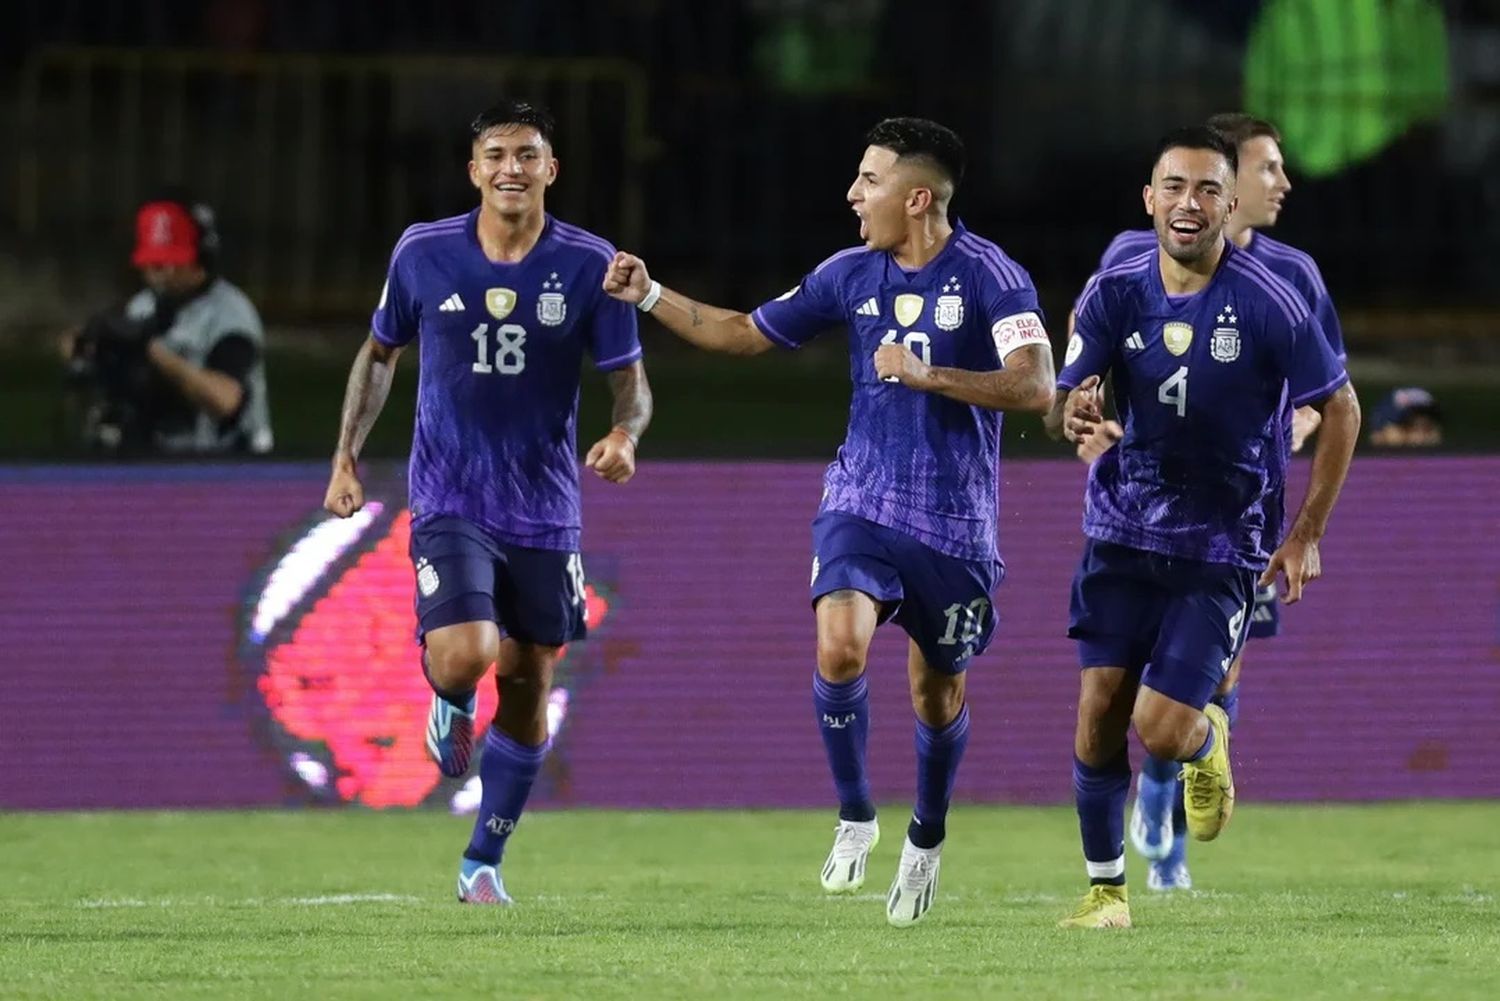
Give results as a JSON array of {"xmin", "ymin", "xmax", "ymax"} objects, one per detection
[
  {"xmin": 749, "ymin": 308, "xmax": 799, "ymax": 350},
  {"xmin": 1290, "ymin": 370, "xmax": 1349, "ymax": 408},
  {"xmin": 593, "ymin": 346, "xmax": 644, "ymax": 371}
]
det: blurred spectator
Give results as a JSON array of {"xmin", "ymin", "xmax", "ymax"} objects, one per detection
[
  {"xmin": 1368, "ymin": 387, "xmax": 1443, "ymax": 448},
  {"xmin": 64, "ymin": 196, "xmax": 273, "ymax": 455}
]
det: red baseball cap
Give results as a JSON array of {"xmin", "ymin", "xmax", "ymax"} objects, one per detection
[{"xmin": 132, "ymin": 201, "xmax": 199, "ymax": 267}]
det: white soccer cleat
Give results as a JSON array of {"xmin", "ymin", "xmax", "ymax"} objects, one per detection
[
  {"xmin": 885, "ymin": 837, "xmax": 942, "ymax": 928},
  {"xmin": 820, "ymin": 818, "xmax": 880, "ymax": 893}
]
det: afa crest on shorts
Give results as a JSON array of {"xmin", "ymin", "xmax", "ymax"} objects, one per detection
[{"xmin": 415, "ymin": 557, "xmax": 440, "ymax": 598}]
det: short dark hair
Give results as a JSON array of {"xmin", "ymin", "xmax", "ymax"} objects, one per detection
[
  {"xmin": 1206, "ymin": 112, "xmax": 1281, "ymax": 149},
  {"xmin": 864, "ymin": 117, "xmax": 966, "ymax": 191},
  {"xmin": 1152, "ymin": 125, "xmax": 1238, "ymax": 178},
  {"xmin": 470, "ymin": 100, "xmax": 556, "ymax": 148}
]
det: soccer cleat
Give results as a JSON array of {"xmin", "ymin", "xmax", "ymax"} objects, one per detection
[
  {"xmin": 1147, "ymin": 860, "xmax": 1192, "ymax": 891},
  {"xmin": 425, "ymin": 691, "xmax": 477, "ymax": 778},
  {"xmin": 1058, "ymin": 884, "xmax": 1132, "ymax": 929},
  {"xmin": 456, "ymin": 858, "xmax": 512, "ymax": 905},
  {"xmin": 1180, "ymin": 703, "xmax": 1235, "ymax": 841},
  {"xmin": 820, "ymin": 818, "xmax": 880, "ymax": 893},
  {"xmin": 885, "ymin": 837, "xmax": 942, "ymax": 928},
  {"xmin": 1129, "ymin": 772, "xmax": 1176, "ymax": 862}
]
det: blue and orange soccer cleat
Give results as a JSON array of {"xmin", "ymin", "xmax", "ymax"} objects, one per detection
[
  {"xmin": 457, "ymin": 858, "xmax": 513, "ymax": 905},
  {"xmin": 425, "ymin": 691, "xmax": 477, "ymax": 778}
]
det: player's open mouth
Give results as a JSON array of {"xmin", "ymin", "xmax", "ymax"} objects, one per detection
[
  {"xmin": 853, "ymin": 207, "xmax": 868, "ymax": 240},
  {"xmin": 495, "ymin": 183, "xmax": 528, "ymax": 193},
  {"xmin": 1168, "ymin": 219, "xmax": 1204, "ymax": 240}
]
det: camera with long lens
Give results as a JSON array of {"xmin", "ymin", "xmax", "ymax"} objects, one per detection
[{"xmin": 65, "ymin": 309, "xmax": 162, "ymax": 451}]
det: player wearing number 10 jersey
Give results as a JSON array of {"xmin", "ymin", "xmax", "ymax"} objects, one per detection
[
  {"xmin": 603, "ymin": 118, "xmax": 1055, "ymax": 928},
  {"xmin": 322, "ymin": 100, "xmax": 652, "ymax": 906},
  {"xmin": 1047, "ymin": 126, "xmax": 1359, "ymax": 929}
]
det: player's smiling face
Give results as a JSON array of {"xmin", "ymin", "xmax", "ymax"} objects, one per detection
[
  {"xmin": 1145, "ymin": 147, "xmax": 1237, "ymax": 264},
  {"xmin": 847, "ymin": 145, "xmax": 918, "ymax": 251},
  {"xmin": 469, "ymin": 124, "xmax": 558, "ymax": 217},
  {"xmin": 1233, "ymin": 135, "xmax": 1291, "ymax": 230}
]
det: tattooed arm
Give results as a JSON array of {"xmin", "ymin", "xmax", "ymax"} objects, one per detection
[
  {"xmin": 324, "ymin": 336, "xmax": 402, "ymax": 516},
  {"xmin": 585, "ymin": 360, "xmax": 653, "ymax": 484},
  {"xmin": 602, "ymin": 252, "xmax": 773, "ymax": 356}
]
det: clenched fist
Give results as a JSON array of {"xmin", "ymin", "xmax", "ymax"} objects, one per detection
[{"xmin": 603, "ymin": 251, "xmax": 651, "ymax": 304}]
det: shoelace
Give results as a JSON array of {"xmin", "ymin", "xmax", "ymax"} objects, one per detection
[
  {"xmin": 832, "ymin": 823, "xmax": 876, "ymax": 854},
  {"xmin": 1182, "ymin": 767, "xmax": 1220, "ymax": 811},
  {"xmin": 899, "ymin": 852, "xmax": 936, "ymax": 892},
  {"xmin": 1069, "ymin": 885, "xmax": 1119, "ymax": 917}
]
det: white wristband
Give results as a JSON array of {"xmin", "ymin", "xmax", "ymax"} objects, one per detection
[{"xmin": 638, "ymin": 279, "xmax": 662, "ymax": 313}]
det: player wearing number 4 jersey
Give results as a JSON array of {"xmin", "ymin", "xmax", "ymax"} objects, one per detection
[
  {"xmin": 322, "ymin": 100, "xmax": 652, "ymax": 905},
  {"xmin": 1045, "ymin": 127, "xmax": 1359, "ymax": 929},
  {"xmin": 603, "ymin": 117, "xmax": 1055, "ymax": 928}
]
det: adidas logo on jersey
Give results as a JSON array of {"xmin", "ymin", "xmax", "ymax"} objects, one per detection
[
  {"xmin": 438, "ymin": 293, "xmax": 466, "ymax": 312},
  {"xmin": 1125, "ymin": 331, "xmax": 1145, "ymax": 352},
  {"xmin": 856, "ymin": 297, "xmax": 880, "ymax": 317}
]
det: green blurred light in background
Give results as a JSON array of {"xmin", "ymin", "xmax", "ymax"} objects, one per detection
[{"xmin": 1245, "ymin": 0, "xmax": 1449, "ymax": 177}]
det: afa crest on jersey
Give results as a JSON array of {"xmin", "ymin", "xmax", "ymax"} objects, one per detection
[
  {"xmin": 1211, "ymin": 327, "xmax": 1240, "ymax": 363},
  {"xmin": 935, "ymin": 295, "xmax": 964, "ymax": 331},
  {"xmin": 538, "ymin": 293, "xmax": 566, "ymax": 326}
]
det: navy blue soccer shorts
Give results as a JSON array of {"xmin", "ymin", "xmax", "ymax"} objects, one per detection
[
  {"xmin": 1247, "ymin": 581, "xmax": 1281, "ymax": 639},
  {"xmin": 810, "ymin": 511, "xmax": 1003, "ymax": 675},
  {"xmin": 408, "ymin": 515, "xmax": 586, "ymax": 646},
  {"xmin": 1068, "ymin": 539, "xmax": 1255, "ymax": 709}
]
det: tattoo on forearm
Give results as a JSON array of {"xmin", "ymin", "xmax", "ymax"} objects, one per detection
[
  {"xmin": 337, "ymin": 343, "xmax": 394, "ymax": 459},
  {"xmin": 607, "ymin": 363, "xmax": 653, "ymax": 441},
  {"xmin": 689, "ymin": 305, "xmax": 703, "ymax": 328}
]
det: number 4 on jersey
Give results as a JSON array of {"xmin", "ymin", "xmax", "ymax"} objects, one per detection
[{"xmin": 1158, "ymin": 365, "xmax": 1188, "ymax": 417}]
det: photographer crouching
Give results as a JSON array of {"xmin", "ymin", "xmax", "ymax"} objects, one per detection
[{"xmin": 65, "ymin": 196, "xmax": 273, "ymax": 455}]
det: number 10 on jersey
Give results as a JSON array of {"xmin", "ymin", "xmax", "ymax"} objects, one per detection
[
  {"xmin": 881, "ymin": 329, "xmax": 932, "ymax": 364},
  {"xmin": 471, "ymin": 322, "xmax": 528, "ymax": 375}
]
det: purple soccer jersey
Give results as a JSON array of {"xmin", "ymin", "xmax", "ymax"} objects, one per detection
[
  {"xmin": 1094, "ymin": 228, "xmax": 1345, "ymax": 361},
  {"xmin": 751, "ymin": 222, "xmax": 1049, "ymax": 563},
  {"xmin": 1058, "ymin": 241, "xmax": 1347, "ymax": 570},
  {"xmin": 372, "ymin": 210, "xmax": 642, "ymax": 550}
]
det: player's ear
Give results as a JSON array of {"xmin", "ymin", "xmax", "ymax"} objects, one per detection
[
  {"xmin": 468, "ymin": 158, "xmax": 482, "ymax": 192},
  {"xmin": 906, "ymin": 185, "xmax": 932, "ymax": 217},
  {"xmin": 1141, "ymin": 183, "xmax": 1154, "ymax": 217},
  {"xmin": 544, "ymin": 155, "xmax": 559, "ymax": 188}
]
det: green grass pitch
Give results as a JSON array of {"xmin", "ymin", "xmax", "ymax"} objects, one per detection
[{"xmin": 3, "ymin": 804, "xmax": 1497, "ymax": 1000}]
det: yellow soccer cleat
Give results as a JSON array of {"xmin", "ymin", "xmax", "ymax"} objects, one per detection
[
  {"xmin": 1058, "ymin": 884, "xmax": 1131, "ymax": 929},
  {"xmin": 1181, "ymin": 703, "xmax": 1235, "ymax": 841}
]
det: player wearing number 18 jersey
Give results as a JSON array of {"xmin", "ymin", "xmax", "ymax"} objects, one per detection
[
  {"xmin": 603, "ymin": 118, "xmax": 1055, "ymax": 927},
  {"xmin": 1046, "ymin": 127, "xmax": 1359, "ymax": 929},
  {"xmin": 322, "ymin": 100, "xmax": 652, "ymax": 905}
]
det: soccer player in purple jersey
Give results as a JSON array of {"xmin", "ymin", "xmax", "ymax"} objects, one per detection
[
  {"xmin": 1045, "ymin": 127, "xmax": 1359, "ymax": 929},
  {"xmin": 602, "ymin": 118, "xmax": 1055, "ymax": 927},
  {"xmin": 1076, "ymin": 114, "xmax": 1347, "ymax": 891},
  {"xmin": 321, "ymin": 100, "xmax": 652, "ymax": 905}
]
